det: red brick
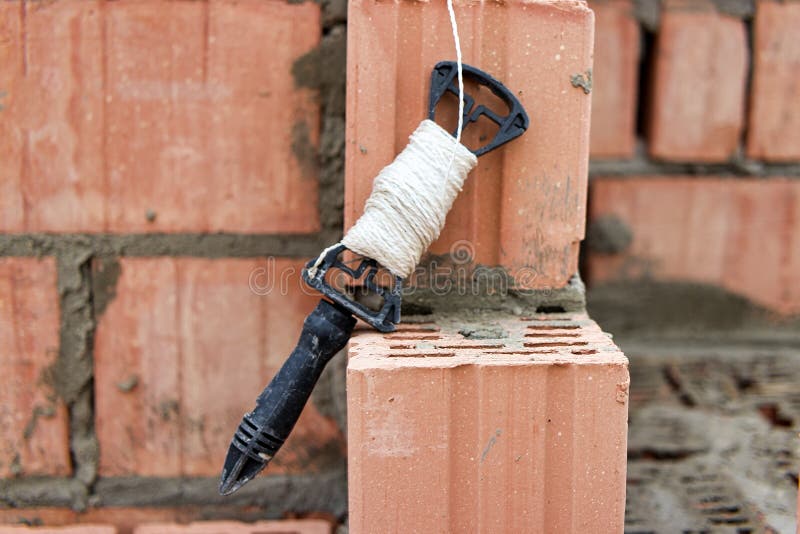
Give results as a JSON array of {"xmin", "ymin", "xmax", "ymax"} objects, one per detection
[
  {"xmin": 588, "ymin": 177, "xmax": 800, "ymax": 315},
  {"xmin": 0, "ymin": 0, "xmax": 320, "ymax": 233},
  {"xmin": 0, "ymin": 528, "xmax": 115, "ymax": 534},
  {"xmin": 0, "ymin": 509, "xmax": 233, "ymax": 534},
  {"xmin": 94, "ymin": 258, "xmax": 344, "ymax": 477},
  {"xmin": 0, "ymin": 510, "xmax": 79, "ymax": 528},
  {"xmin": 0, "ymin": 1, "xmax": 105, "ymax": 232},
  {"xmin": 0, "ymin": 258, "xmax": 70, "ymax": 478},
  {"xmin": 347, "ymin": 312, "xmax": 629, "ymax": 533},
  {"xmin": 0, "ymin": 509, "xmax": 334, "ymax": 534},
  {"xmin": 746, "ymin": 0, "xmax": 800, "ymax": 161},
  {"xmin": 588, "ymin": 0, "xmax": 640, "ymax": 159},
  {"xmin": 133, "ymin": 520, "xmax": 330, "ymax": 534},
  {"xmin": 346, "ymin": 0, "xmax": 594, "ymax": 289},
  {"xmin": 648, "ymin": 1, "xmax": 748, "ymax": 162}
]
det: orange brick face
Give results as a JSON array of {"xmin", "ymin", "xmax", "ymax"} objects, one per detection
[
  {"xmin": 0, "ymin": 527, "xmax": 116, "ymax": 534},
  {"xmin": 0, "ymin": 509, "xmax": 334, "ymax": 533},
  {"xmin": 133, "ymin": 520, "xmax": 331, "ymax": 534},
  {"xmin": 347, "ymin": 313, "xmax": 629, "ymax": 533},
  {"xmin": 0, "ymin": 258, "xmax": 70, "ymax": 478},
  {"xmin": 588, "ymin": 177, "xmax": 800, "ymax": 315},
  {"xmin": 746, "ymin": 0, "xmax": 800, "ymax": 162},
  {"xmin": 0, "ymin": 0, "xmax": 320, "ymax": 234},
  {"xmin": 648, "ymin": 1, "xmax": 748, "ymax": 162},
  {"xmin": 94, "ymin": 258, "xmax": 344, "ymax": 477},
  {"xmin": 346, "ymin": 0, "xmax": 594, "ymax": 289},
  {"xmin": 588, "ymin": 0, "xmax": 640, "ymax": 159}
]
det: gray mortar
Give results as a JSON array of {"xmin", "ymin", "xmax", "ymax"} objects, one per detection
[
  {"xmin": 91, "ymin": 468, "xmax": 347, "ymax": 518},
  {"xmin": 291, "ymin": 120, "xmax": 319, "ymax": 180},
  {"xmin": 402, "ymin": 273, "xmax": 586, "ymax": 316},
  {"xmin": 293, "ymin": 25, "xmax": 347, "ymax": 234},
  {"xmin": 321, "ymin": 0, "xmax": 347, "ymax": 29},
  {"xmin": 0, "ymin": 234, "xmax": 328, "ymax": 259},
  {"xmin": 586, "ymin": 214, "xmax": 633, "ymax": 254},
  {"xmin": 633, "ymin": 0, "xmax": 755, "ymax": 30},
  {"xmin": 633, "ymin": 0, "xmax": 660, "ymax": 31},
  {"xmin": 711, "ymin": 0, "xmax": 755, "ymax": 19},
  {"xmin": 48, "ymin": 249, "xmax": 98, "ymax": 504},
  {"xmin": 0, "ymin": 470, "xmax": 348, "ymax": 519},
  {"xmin": 588, "ymin": 140, "xmax": 800, "ymax": 177},
  {"xmin": 570, "ymin": 69, "xmax": 592, "ymax": 94},
  {"xmin": 90, "ymin": 257, "xmax": 121, "ymax": 319},
  {"xmin": 587, "ymin": 280, "xmax": 800, "ymax": 337},
  {"xmin": 0, "ymin": 478, "xmax": 87, "ymax": 510}
]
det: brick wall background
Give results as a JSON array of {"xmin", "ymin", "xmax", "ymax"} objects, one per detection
[
  {"xmin": 0, "ymin": 0, "xmax": 798, "ymax": 532},
  {"xmin": 1, "ymin": 0, "xmax": 348, "ymax": 531},
  {"xmin": 585, "ymin": 0, "xmax": 800, "ymax": 323}
]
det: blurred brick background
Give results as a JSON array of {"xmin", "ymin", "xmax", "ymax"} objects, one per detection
[
  {"xmin": 0, "ymin": 0, "xmax": 798, "ymax": 532},
  {"xmin": 586, "ymin": 0, "xmax": 800, "ymax": 322}
]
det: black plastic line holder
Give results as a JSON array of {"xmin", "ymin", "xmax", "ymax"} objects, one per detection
[
  {"xmin": 302, "ymin": 244, "xmax": 402, "ymax": 333},
  {"xmin": 428, "ymin": 61, "xmax": 530, "ymax": 156}
]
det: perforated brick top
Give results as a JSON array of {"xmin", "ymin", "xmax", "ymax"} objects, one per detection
[{"xmin": 349, "ymin": 311, "xmax": 627, "ymax": 368}]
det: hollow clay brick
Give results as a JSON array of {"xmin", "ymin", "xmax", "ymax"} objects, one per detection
[
  {"xmin": 0, "ymin": 0, "xmax": 320, "ymax": 233},
  {"xmin": 94, "ymin": 258, "xmax": 344, "ymax": 477},
  {"xmin": 347, "ymin": 312, "xmax": 629, "ymax": 533},
  {"xmin": 746, "ymin": 0, "xmax": 800, "ymax": 161},
  {"xmin": 588, "ymin": 0, "xmax": 640, "ymax": 159},
  {"xmin": 346, "ymin": 0, "xmax": 594, "ymax": 289},
  {"xmin": 588, "ymin": 177, "xmax": 800, "ymax": 315},
  {"xmin": 0, "ymin": 257, "xmax": 70, "ymax": 478},
  {"xmin": 648, "ymin": 0, "xmax": 748, "ymax": 162}
]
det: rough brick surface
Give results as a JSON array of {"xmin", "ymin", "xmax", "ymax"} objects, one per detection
[
  {"xmin": 587, "ymin": 177, "xmax": 800, "ymax": 315},
  {"xmin": 0, "ymin": 0, "xmax": 320, "ymax": 233},
  {"xmin": 346, "ymin": 0, "xmax": 594, "ymax": 289},
  {"xmin": 0, "ymin": 258, "xmax": 70, "ymax": 478},
  {"xmin": 588, "ymin": 0, "xmax": 640, "ymax": 159},
  {"xmin": 0, "ymin": 528, "xmax": 115, "ymax": 534},
  {"xmin": 746, "ymin": 0, "xmax": 800, "ymax": 161},
  {"xmin": 347, "ymin": 312, "xmax": 629, "ymax": 533},
  {"xmin": 134, "ymin": 519, "xmax": 330, "ymax": 534},
  {"xmin": 0, "ymin": 510, "xmax": 334, "ymax": 533},
  {"xmin": 94, "ymin": 258, "xmax": 344, "ymax": 477},
  {"xmin": 0, "ymin": 509, "xmax": 198, "ymax": 534},
  {"xmin": 648, "ymin": 1, "xmax": 748, "ymax": 162}
]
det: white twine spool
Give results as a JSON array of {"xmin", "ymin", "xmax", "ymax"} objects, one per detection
[
  {"xmin": 309, "ymin": 0, "xmax": 471, "ymax": 280},
  {"xmin": 342, "ymin": 120, "xmax": 477, "ymax": 278}
]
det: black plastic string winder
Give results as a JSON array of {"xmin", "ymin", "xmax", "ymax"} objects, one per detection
[{"xmin": 219, "ymin": 61, "xmax": 530, "ymax": 496}]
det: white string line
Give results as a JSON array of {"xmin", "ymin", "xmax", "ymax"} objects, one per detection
[{"xmin": 447, "ymin": 0, "xmax": 465, "ymax": 146}]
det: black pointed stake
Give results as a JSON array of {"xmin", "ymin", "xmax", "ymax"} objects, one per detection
[
  {"xmin": 219, "ymin": 61, "xmax": 529, "ymax": 496},
  {"xmin": 219, "ymin": 299, "xmax": 355, "ymax": 495}
]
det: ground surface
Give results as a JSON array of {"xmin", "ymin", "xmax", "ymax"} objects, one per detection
[{"xmin": 613, "ymin": 332, "xmax": 800, "ymax": 533}]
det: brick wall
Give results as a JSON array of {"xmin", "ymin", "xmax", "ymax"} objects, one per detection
[
  {"xmin": 0, "ymin": 0, "xmax": 346, "ymax": 532},
  {"xmin": 585, "ymin": 0, "xmax": 800, "ymax": 320}
]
